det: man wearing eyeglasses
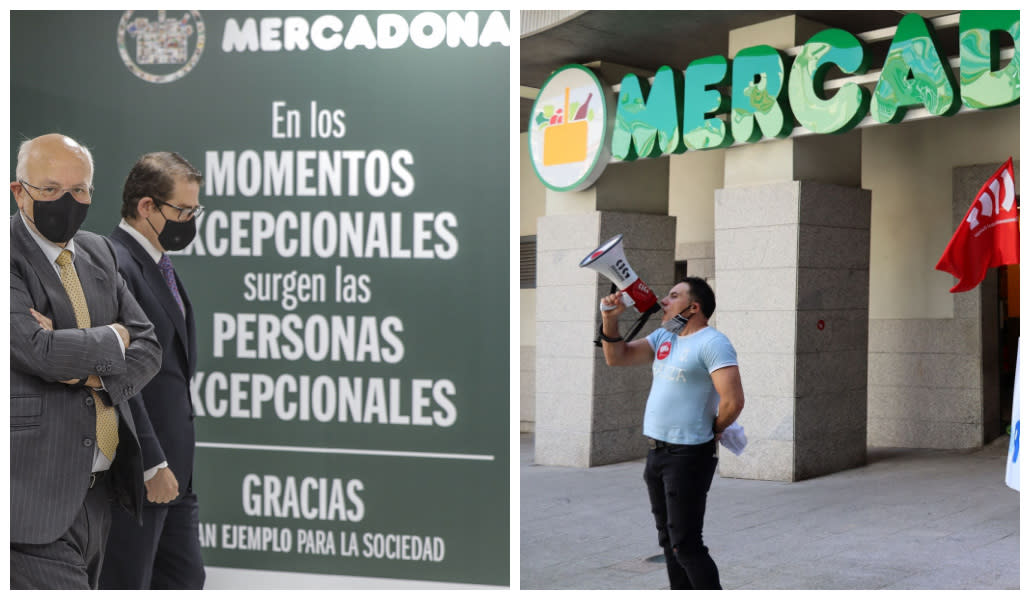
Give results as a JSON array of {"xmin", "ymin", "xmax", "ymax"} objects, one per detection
[
  {"xmin": 10, "ymin": 133, "xmax": 161, "ymax": 589},
  {"xmin": 99, "ymin": 152, "xmax": 206, "ymax": 589}
]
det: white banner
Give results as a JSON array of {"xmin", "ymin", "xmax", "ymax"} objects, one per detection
[{"xmin": 1005, "ymin": 337, "xmax": 1020, "ymax": 491}]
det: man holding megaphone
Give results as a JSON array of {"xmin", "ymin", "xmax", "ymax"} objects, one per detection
[{"xmin": 599, "ymin": 276, "xmax": 745, "ymax": 590}]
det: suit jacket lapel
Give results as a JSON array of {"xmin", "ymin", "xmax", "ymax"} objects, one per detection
[
  {"xmin": 111, "ymin": 228, "xmax": 190, "ymax": 356},
  {"xmin": 11, "ymin": 213, "xmax": 78, "ymax": 329}
]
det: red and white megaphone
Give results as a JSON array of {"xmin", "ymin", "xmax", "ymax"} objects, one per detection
[{"xmin": 579, "ymin": 234, "xmax": 658, "ymax": 313}]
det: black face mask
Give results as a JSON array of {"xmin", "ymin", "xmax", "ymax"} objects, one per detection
[
  {"xmin": 27, "ymin": 192, "xmax": 89, "ymax": 244},
  {"xmin": 148, "ymin": 212, "xmax": 197, "ymax": 252}
]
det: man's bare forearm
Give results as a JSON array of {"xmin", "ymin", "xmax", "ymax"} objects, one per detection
[{"xmin": 601, "ymin": 312, "xmax": 629, "ymax": 365}]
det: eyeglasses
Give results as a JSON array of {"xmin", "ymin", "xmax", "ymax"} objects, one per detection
[
  {"xmin": 19, "ymin": 180, "xmax": 94, "ymax": 202},
  {"xmin": 154, "ymin": 198, "xmax": 204, "ymax": 221}
]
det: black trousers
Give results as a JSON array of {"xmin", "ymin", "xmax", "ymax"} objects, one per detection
[
  {"xmin": 99, "ymin": 490, "xmax": 205, "ymax": 589},
  {"xmin": 643, "ymin": 439, "xmax": 722, "ymax": 590},
  {"xmin": 10, "ymin": 473, "xmax": 113, "ymax": 589}
]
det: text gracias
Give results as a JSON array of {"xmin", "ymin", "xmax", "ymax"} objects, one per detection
[{"xmin": 200, "ymin": 473, "xmax": 444, "ymax": 561}]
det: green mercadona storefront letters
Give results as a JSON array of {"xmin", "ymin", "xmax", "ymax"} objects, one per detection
[
  {"xmin": 531, "ymin": 11, "xmax": 1018, "ymax": 184},
  {"xmin": 613, "ymin": 11, "xmax": 1019, "ymax": 159}
]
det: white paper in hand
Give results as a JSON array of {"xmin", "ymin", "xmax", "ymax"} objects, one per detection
[{"xmin": 719, "ymin": 422, "xmax": 747, "ymax": 456}]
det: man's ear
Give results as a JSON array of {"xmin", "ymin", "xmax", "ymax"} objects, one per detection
[
  {"xmin": 138, "ymin": 197, "xmax": 155, "ymax": 217},
  {"xmin": 11, "ymin": 182, "xmax": 27, "ymax": 212}
]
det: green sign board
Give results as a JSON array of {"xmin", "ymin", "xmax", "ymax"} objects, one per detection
[
  {"xmin": 11, "ymin": 10, "xmax": 510, "ymax": 587},
  {"xmin": 529, "ymin": 10, "xmax": 1019, "ymax": 191}
]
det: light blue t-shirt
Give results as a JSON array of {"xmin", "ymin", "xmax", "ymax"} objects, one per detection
[{"xmin": 643, "ymin": 326, "xmax": 738, "ymax": 445}]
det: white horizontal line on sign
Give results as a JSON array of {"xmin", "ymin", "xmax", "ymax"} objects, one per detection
[{"xmin": 196, "ymin": 441, "xmax": 495, "ymax": 461}]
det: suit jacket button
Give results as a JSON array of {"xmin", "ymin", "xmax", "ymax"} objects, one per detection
[
  {"xmin": 84, "ymin": 396, "xmax": 94, "ymax": 407},
  {"xmin": 82, "ymin": 438, "xmax": 94, "ymax": 448}
]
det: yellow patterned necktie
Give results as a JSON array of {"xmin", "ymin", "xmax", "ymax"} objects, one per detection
[{"xmin": 55, "ymin": 250, "xmax": 118, "ymax": 460}]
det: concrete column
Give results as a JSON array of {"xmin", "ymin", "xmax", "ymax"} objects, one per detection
[
  {"xmin": 534, "ymin": 158, "xmax": 676, "ymax": 467},
  {"xmin": 715, "ymin": 15, "xmax": 870, "ymax": 481},
  {"xmin": 716, "ymin": 181, "xmax": 871, "ymax": 481}
]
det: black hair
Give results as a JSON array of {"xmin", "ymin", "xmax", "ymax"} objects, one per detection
[
  {"xmin": 681, "ymin": 276, "xmax": 716, "ymax": 319},
  {"xmin": 121, "ymin": 151, "xmax": 203, "ymax": 219}
]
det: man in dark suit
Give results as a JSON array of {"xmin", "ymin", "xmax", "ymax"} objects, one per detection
[
  {"xmin": 10, "ymin": 133, "xmax": 162, "ymax": 589},
  {"xmin": 99, "ymin": 152, "xmax": 206, "ymax": 589}
]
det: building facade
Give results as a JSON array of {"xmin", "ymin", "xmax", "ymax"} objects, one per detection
[{"xmin": 520, "ymin": 10, "xmax": 1020, "ymax": 481}]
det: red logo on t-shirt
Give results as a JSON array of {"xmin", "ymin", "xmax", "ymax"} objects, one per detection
[{"xmin": 657, "ymin": 341, "xmax": 672, "ymax": 360}]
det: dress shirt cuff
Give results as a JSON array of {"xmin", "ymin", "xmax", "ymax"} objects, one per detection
[
  {"xmin": 144, "ymin": 461, "xmax": 169, "ymax": 482},
  {"xmin": 106, "ymin": 324, "xmax": 127, "ymax": 359}
]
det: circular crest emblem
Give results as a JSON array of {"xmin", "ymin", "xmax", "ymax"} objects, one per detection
[
  {"xmin": 657, "ymin": 341, "xmax": 672, "ymax": 361},
  {"xmin": 117, "ymin": 10, "xmax": 205, "ymax": 84},
  {"xmin": 528, "ymin": 65, "xmax": 613, "ymax": 192}
]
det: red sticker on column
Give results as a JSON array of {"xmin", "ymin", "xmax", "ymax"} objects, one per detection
[
  {"xmin": 657, "ymin": 341, "xmax": 672, "ymax": 360},
  {"xmin": 817, "ymin": 320, "xmax": 825, "ymax": 330}
]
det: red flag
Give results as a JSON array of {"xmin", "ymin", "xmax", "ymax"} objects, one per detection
[{"xmin": 935, "ymin": 158, "xmax": 1019, "ymax": 293}]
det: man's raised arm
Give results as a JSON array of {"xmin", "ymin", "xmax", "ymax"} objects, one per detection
[{"xmin": 600, "ymin": 290, "xmax": 654, "ymax": 367}]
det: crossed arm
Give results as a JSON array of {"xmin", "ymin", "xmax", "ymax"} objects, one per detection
[
  {"xmin": 10, "ymin": 264, "xmax": 161, "ymax": 405},
  {"xmin": 28, "ymin": 307, "xmax": 128, "ymax": 387}
]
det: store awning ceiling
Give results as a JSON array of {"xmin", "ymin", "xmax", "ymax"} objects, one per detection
[{"xmin": 519, "ymin": 10, "xmax": 959, "ymax": 132}]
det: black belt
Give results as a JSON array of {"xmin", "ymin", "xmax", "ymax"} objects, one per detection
[
  {"xmin": 89, "ymin": 470, "xmax": 109, "ymax": 489},
  {"xmin": 648, "ymin": 438, "xmax": 717, "ymax": 455}
]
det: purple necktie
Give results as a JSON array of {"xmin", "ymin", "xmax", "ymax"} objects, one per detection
[{"xmin": 157, "ymin": 254, "xmax": 185, "ymax": 316}]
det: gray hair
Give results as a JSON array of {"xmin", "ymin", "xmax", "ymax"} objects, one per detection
[{"xmin": 15, "ymin": 135, "xmax": 95, "ymax": 184}]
